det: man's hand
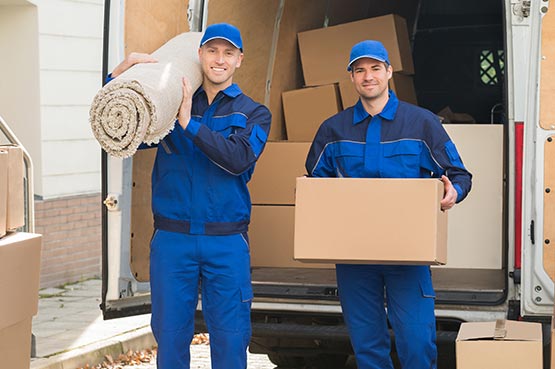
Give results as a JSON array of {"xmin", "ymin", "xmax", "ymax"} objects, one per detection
[
  {"xmin": 440, "ymin": 175, "xmax": 458, "ymax": 211},
  {"xmin": 178, "ymin": 77, "xmax": 193, "ymax": 131},
  {"xmin": 111, "ymin": 52, "xmax": 157, "ymax": 77}
]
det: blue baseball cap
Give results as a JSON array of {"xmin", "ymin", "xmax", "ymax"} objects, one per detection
[
  {"xmin": 200, "ymin": 23, "xmax": 243, "ymax": 51},
  {"xmin": 347, "ymin": 40, "xmax": 390, "ymax": 71}
]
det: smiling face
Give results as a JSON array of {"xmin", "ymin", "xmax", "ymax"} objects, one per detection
[
  {"xmin": 198, "ymin": 39, "xmax": 243, "ymax": 91},
  {"xmin": 350, "ymin": 57, "xmax": 392, "ymax": 103}
]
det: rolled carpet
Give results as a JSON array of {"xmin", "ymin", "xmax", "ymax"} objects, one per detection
[{"xmin": 90, "ymin": 32, "xmax": 203, "ymax": 158}]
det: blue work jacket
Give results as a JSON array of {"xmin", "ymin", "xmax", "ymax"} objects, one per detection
[
  {"xmin": 305, "ymin": 91, "xmax": 472, "ymax": 202},
  {"xmin": 149, "ymin": 84, "xmax": 271, "ymax": 235}
]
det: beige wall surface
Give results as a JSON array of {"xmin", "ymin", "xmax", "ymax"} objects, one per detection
[
  {"xmin": 0, "ymin": 4, "xmax": 43, "ymax": 195},
  {"xmin": 1, "ymin": 0, "xmax": 104, "ymax": 199}
]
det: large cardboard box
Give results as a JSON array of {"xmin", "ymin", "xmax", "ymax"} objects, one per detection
[
  {"xmin": 294, "ymin": 177, "xmax": 447, "ymax": 264},
  {"xmin": 249, "ymin": 142, "xmax": 311, "ymax": 205},
  {"xmin": 282, "ymin": 84, "xmax": 341, "ymax": 141},
  {"xmin": 250, "ymin": 205, "xmax": 333, "ymax": 268},
  {"xmin": 0, "ymin": 145, "xmax": 24, "ymax": 230},
  {"xmin": 0, "ymin": 150, "xmax": 8, "ymax": 237},
  {"xmin": 338, "ymin": 73, "xmax": 417, "ymax": 108},
  {"xmin": 0, "ymin": 232, "xmax": 42, "ymax": 369},
  {"xmin": 298, "ymin": 14, "xmax": 414, "ymax": 87},
  {"xmin": 456, "ymin": 320, "xmax": 543, "ymax": 369}
]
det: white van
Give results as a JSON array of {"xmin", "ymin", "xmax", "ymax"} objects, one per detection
[{"xmin": 100, "ymin": 0, "xmax": 555, "ymax": 367}]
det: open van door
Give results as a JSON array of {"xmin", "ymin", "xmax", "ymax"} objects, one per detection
[
  {"xmin": 521, "ymin": 0, "xmax": 555, "ymax": 318},
  {"xmin": 100, "ymin": 0, "xmax": 203, "ymax": 319}
]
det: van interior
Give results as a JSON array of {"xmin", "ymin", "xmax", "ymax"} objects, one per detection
[{"xmin": 127, "ymin": 0, "xmax": 507, "ymax": 311}]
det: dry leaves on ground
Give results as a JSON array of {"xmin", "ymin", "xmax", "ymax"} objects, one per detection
[{"xmin": 76, "ymin": 334, "xmax": 209, "ymax": 369}]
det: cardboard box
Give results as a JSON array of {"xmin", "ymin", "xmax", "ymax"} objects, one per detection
[
  {"xmin": 456, "ymin": 320, "xmax": 543, "ymax": 369},
  {"xmin": 298, "ymin": 14, "xmax": 414, "ymax": 87},
  {"xmin": 249, "ymin": 142, "xmax": 311, "ymax": 205},
  {"xmin": 338, "ymin": 73, "xmax": 417, "ymax": 108},
  {"xmin": 250, "ymin": 205, "xmax": 333, "ymax": 268},
  {"xmin": 0, "ymin": 150, "xmax": 8, "ymax": 237},
  {"xmin": 0, "ymin": 145, "xmax": 24, "ymax": 230},
  {"xmin": 282, "ymin": 84, "xmax": 341, "ymax": 141},
  {"xmin": 0, "ymin": 232, "xmax": 42, "ymax": 369},
  {"xmin": 294, "ymin": 177, "xmax": 447, "ymax": 264}
]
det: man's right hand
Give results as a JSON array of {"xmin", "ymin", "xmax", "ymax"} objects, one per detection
[{"xmin": 111, "ymin": 52, "xmax": 158, "ymax": 77}]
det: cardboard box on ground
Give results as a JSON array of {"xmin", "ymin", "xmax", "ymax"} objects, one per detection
[
  {"xmin": 456, "ymin": 320, "xmax": 543, "ymax": 369},
  {"xmin": 0, "ymin": 232, "xmax": 42, "ymax": 369},
  {"xmin": 294, "ymin": 177, "xmax": 447, "ymax": 265}
]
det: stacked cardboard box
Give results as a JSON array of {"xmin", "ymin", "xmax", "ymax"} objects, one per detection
[
  {"xmin": 282, "ymin": 14, "xmax": 417, "ymax": 142},
  {"xmin": 248, "ymin": 142, "xmax": 333, "ymax": 268},
  {"xmin": 0, "ymin": 145, "xmax": 24, "ymax": 237},
  {"xmin": 0, "ymin": 232, "xmax": 42, "ymax": 369}
]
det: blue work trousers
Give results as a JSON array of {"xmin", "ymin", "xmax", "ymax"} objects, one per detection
[
  {"xmin": 336, "ymin": 264, "xmax": 437, "ymax": 369},
  {"xmin": 150, "ymin": 230, "xmax": 253, "ymax": 369}
]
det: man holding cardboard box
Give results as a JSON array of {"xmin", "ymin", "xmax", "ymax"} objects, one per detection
[
  {"xmin": 108, "ymin": 24, "xmax": 271, "ymax": 369},
  {"xmin": 305, "ymin": 40, "xmax": 472, "ymax": 369}
]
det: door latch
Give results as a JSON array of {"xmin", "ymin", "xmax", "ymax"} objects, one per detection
[{"xmin": 103, "ymin": 194, "xmax": 121, "ymax": 212}]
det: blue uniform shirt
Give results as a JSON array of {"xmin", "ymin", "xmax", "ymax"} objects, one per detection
[
  {"xmin": 150, "ymin": 83, "xmax": 271, "ymax": 235},
  {"xmin": 306, "ymin": 91, "xmax": 471, "ymax": 202}
]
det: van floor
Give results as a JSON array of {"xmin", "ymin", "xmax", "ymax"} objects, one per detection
[{"xmin": 251, "ymin": 267, "xmax": 505, "ymax": 305}]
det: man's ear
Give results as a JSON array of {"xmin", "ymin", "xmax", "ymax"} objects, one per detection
[
  {"xmin": 386, "ymin": 64, "xmax": 393, "ymax": 80},
  {"xmin": 236, "ymin": 52, "xmax": 244, "ymax": 68}
]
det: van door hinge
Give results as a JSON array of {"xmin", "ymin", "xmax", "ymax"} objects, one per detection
[
  {"xmin": 513, "ymin": 0, "xmax": 531, "ymax": 19},
  {"xmin": 103, "ymin": 193, "xmax": 121, "ymax": 212}
]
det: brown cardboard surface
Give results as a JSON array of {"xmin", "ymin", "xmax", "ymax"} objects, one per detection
[
  {"xmin": 0, "ymin": 150, "xmax": 8, "ymax": 237},
  {"xmin": 456, "ymin": 320, "xmax": 543, "ymax": 369},
  {"xmin": 130, "ymin": 147, "xmax": 157, "ymax": 282},
  {"xmin": 0, "ymin": 145, "xmax": 24, "ymax": 230},
  {"xmin": 544, "ymin": 135, "xmax": 555, "ymax": 281},
  {"xmin": 250, "ymin": 205, "xmax": 333, "ymax": 269},
  {"xmin": 208, "ymin": 0, "xmax": 280, "ymax": 105},
  {"xmin": 338, "ymin": 73, "xmax": 417, "ymax": 108},
  {"xmin": 248, "ymin": 142, "xmax": 311, "ymax": 205},
  {"xmin": 0, "ymin": 232, "xmax": 42, "ymax": 330},
  {"xmin": 390, "ymin": 72, "xmax": 417, "ymax": 105},
  {"xmin": 268, "ymin": 0, "xmax": 327, "ymax": 140},
  {"xmin": 294, "ymin": 177, "xmax": 447, "ymax": 264},
  {"xmin": 0, "ymin": 318, "xmax": 32, "ymax": 369},
  {"xmin": 540, "ymin": 2, "xmax": 555, "ymax": 130},
  {"xmin": 298, "ymin": 14, "xmax": 414, "ymax": 87},
  {"xmin": 282, "ymin": 84, "xmax": 341, "ymax": 141},
  {"xmin": 125, "ymin": 0, "xmax": 190, "ymax": 54}
]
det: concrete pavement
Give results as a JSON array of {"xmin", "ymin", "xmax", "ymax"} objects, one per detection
[{"xmin": 30, "ymin": 278, "xmax": 154, "ymax": 369}]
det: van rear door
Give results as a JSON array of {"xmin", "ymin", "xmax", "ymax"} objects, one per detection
[{"xmin": 521, "ymin": 0, "xmax": 555, "ymax": 318}]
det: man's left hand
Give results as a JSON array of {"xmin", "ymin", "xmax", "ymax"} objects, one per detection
[{"xmin": 440, "ymin": 175, "xmax": 458, "ymax": 211}]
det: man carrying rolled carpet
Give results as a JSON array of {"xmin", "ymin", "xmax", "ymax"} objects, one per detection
[{"xmin": 108, "ymin": 23, "xmax": 271, "ymax": 369}]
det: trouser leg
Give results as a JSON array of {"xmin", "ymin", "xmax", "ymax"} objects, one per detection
[
  {"xmin": 200, "ymin": 233, "xmax": 252, "ymax": 369},
  {"xmin": 336, "ymin": 264, "xmax": 393, "ymax": 369},
  {"xmin": 384, "ymin": 265, "xmax": 437, "ymax": 369},
  {"xmin": 150, "ymin": 230, "xmax": 200, "ymax": 369}
]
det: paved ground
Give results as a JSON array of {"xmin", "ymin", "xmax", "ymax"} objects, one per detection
[{"xmin": 29, "ymin": 278, "xmax": 357, "ymax": 369}]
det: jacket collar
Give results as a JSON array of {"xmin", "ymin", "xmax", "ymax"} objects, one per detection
[{"xmin": 352, "ymin": 90, "xmax": 399, "ymax": 125}]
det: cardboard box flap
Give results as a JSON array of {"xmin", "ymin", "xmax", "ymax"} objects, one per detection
[{"xmin": 457, "ymin": 320, "xmax": 542, "ymax": 342}]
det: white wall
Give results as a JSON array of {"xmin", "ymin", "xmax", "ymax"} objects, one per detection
[
  {"xmin": 0, "ymin": 0, "xmax": 104, "ymax": 199},
  {"xmin": 33, "ymin": 0, "xmax": 104, "ymax": 199}
]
